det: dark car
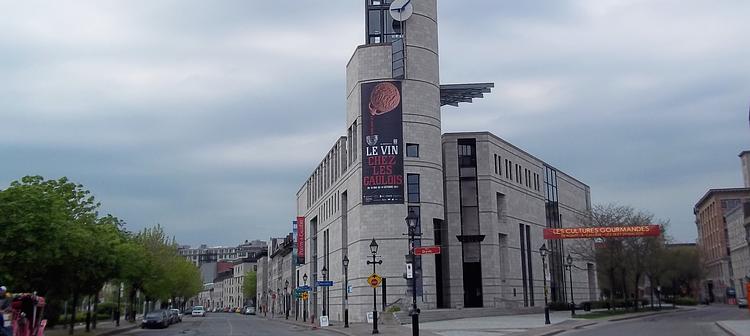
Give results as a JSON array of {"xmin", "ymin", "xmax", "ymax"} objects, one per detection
[
  {"xmin": 142, "ymin": 310, "xmax": 170, "ymax": 329},
  {"xmin": 169, "ymin": 309, "xmax": 182, "ymax": 323}
]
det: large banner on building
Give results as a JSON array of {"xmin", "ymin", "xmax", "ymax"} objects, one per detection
[
  {"xmin": 361, "ymin": 81, "xmax": 404, "ymax": 205},
  {"xmin": 296, "ymin": 216, "xmax": 305, "ymax": 265},
  {"xmin": 543, "ymin": 225, "xmax": 661, "ymax": 240}
]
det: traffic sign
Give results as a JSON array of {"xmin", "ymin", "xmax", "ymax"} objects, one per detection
[
  {"xmin": 298, "ymin": 285, "xmax": 312, "ymax": 292},
  {"xmin": 414, "ymin": 246, "xmax": 441, "ymax": 255},
  {"xmin": 301, "ymin": 292, "xmax": 309, "ymax": 300},
  {"xmin": 317, "ymin": 280, "xmax": 334, "ymax": 287},
  {"xmin": 367, "ymin": 273, "xmax": 382, "ymax": 288}
]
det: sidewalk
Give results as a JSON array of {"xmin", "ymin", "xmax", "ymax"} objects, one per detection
[
  {"xmin": 262, "ymin": 307, "xmax": 689, "ymax": 336},
  {"xmin": 261, "ymin": 313, "xmax": 441, "ymax": 336},
  {"xmin": 716, "ymin": 320, "xmax": 750, "ymax": 336},
  {"xmin": 45, "ymin": 319, "xmax": 140, "ymax": 336}
]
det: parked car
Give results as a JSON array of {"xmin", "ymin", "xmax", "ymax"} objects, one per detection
[
  {"xmin": 235, "ymin": 307, "xmax": 242, "ymax": 313},
  {"xmin": 142, "ymin": 310, "xmax": 170, "ymax": 329},
  {"xmin": 169, "ymin": 309, "xmax": 182, "ymax": 323},
  {"xmin": 223, "ymin": 307, "xmax": 230, "ymax": 312},
  {"xmin": 244, "ymin": 306, "xmax": 256, "ymax": 315},
  {"xmin": 738, "ymin": 298, "xmax": 748, "ymax": 308},
  {"xmin": 192, "ymin": 306, "xmax": 207, "ymax": 317}
]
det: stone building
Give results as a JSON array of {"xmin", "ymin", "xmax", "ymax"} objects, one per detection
[{"xmin": 292, "ymin": 0, "xmax": 595, "ymax": 324}]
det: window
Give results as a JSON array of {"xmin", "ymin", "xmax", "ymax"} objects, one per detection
[
  {"xmin": 407, "ymin": 174, "xmax": 420, "ymax": 203},
  {"xmin": 406, "ymin": 144, "xmax": 419, "ymax": 157},
  {"xmin": 494, "ymin": 154, "xmax": 498, "ymax": 174}
]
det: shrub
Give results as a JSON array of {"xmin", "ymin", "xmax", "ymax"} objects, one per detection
[{"xmin": 674, "ymin": 297, "xmax": 697, "ymax": 306}]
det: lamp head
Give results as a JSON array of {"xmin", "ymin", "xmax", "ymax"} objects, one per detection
[
  {"xmin": 284, "ymin": 280, "xmax": 289, "ymax": 288},
  {"xmin": 342, "ymin": 254, "xmax": 349, "ymax": 267},
  {"xmin": 405, "ymin": 209, "xmax": 418, "ymax": 229},
  {"xmin": 303, "ymin": 273, "xmax": 308, "ymax": 283},
  {"xmin": 539, "ymin": 243, "xmax": 549, "ymax": 257},
  {"xmin": 322, "ymin": 266, "xmax": 328, "ymax": 276},
  {"xmin": 370, "ymin": 238, "xmax": 379, "ymax": 255},
  {"xmin": 566, "ymin": 254, "xmax": 573, "ymax": 266}
]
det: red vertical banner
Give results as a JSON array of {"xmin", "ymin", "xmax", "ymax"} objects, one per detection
[{"xmin": 296, "ymin": 216, "xmax": 305, "ymax": 265}]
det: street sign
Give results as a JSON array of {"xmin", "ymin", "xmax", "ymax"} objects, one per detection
[
  {"xmin": 406, "ymin": 263, "xmax": 413, "ymax": 279},
  {"xmin": 298, "ymin": 285, "xmax": 312, "ymax": 292},
  {"xmin": 347, "ymin": 285, "xmax": 353, "ymax": 293},
  {"xmin": 320, "ymin": 315, "xmax": 329, "ymax": 327},
  {"xmin": 414, "ymin": 246, "xmax": 441, "ymax": 255},
  {"xmin": 301, "ymin": 292, "xmax": 309, "ymax": 301},
  {"xmin": 367, "ymin": 273, "xmax": 382, "ymax": 288},
  {"xmin": 317, "ymin": 280, "xmax": 334, "ymax": 287}
]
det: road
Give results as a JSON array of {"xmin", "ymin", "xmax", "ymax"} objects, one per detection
[
  {"xmin": 122, "ymin": 313, "xmax": 340, "ymax": 336},
  {"xmin": 561, "ymin": 305, "xmax": 750, "ymax": 336}
]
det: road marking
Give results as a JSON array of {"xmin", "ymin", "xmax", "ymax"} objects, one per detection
[{"xmin": 227, "ymin": 317, "xmax": 234, "ymax": 336}]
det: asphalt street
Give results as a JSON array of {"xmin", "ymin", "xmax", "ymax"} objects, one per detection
[
  {"xmin": 561, "ymin": 305, "xmax": 750, "ymax": 336},
  {"xmin": 122, "ymin": 313, "xmax": 340, "ymax": 336}
]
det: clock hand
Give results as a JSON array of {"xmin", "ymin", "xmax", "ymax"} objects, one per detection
[{"xmin": 400, "ymin": 0, "xmax": 411, "ymax": 11}]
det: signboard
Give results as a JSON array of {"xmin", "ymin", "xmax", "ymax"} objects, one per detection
[
  {"xmin": 406, "ymin": 263, "xmax": 413, "ymax": 279},
  {"xmin": 320, "ymin": 316, "xmax": 329, "ymax": 327},
  {"xmin": 301, "ymin": 292, "xmax": 309, "ymax": 301},
  {"xmin": 296, "ymin": 217, "xmax": 305, "ymax": 264},
  {"xmin": 367, "ymin": 274, "xmax": 383, "ymax": 288},
  {"xmin": 317, "ymin": 281, "xmax": 334, "ymax": 287},
  {"xmin": 543, "ymin": 225, "xmax": 661, "ymax": 240},
  {"xmin": 347, "ymin": 285, "xmax": 353, "ymax": 294},
  {"xmin": 298, "ymin": 285, "xmax": 312, "ymax": 292},
  {"xmin": 366, "ymin": 312, "xmax": 374, "ymax": 324},
  {"xmin": 414, "ymin": 246, "xmax": 441, "ymax": 255},
  {"xmin": 361, "ymin": 81, "xmax": 404, "ymax": 205}
]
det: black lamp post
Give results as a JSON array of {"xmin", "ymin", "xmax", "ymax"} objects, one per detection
[
  {"xmin": 539, "ymin": 243, "xmax": 551, "ymax": 325},
  {"xmin": 303, "ymin": 273, "xmax": 308, "ymax": 322},
  {"xmin": 343, "ymin": 254, "xmax": 350, "ymax": 328},
  {"xmin": 367, "ymin": 238, "xmax": 383, "ymax": 334},
  {"xmin": 322, "ymin": 266, "xmax": 328, "ymax": 318},
  {"xmin": 565, "ymin": 254, "xmax": 575, "ymax": 317},
  {"xmin": 284, "ymin": 280, "xmax": 289, "ymax": 319},
  {"xmin": 406, "ymin": 210, "xmax": 421, "ymax": 336}
]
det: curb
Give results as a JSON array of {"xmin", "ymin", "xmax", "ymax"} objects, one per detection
[
  {"xmin": 96, "ymin": 325, "xmax": 139, "ymax": 336},
  {"xmin": 715, "ymin": 321, "xmax": 739, "ymax": 336},
  {"xmin": 607, "ymin": 307, "xmax": 691, "ymax": 322}
]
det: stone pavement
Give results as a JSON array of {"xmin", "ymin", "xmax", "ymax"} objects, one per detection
[
  {"xmin": 45, "ymin": 318, "xmax": 140, "ymax": 336},
  {"xmin": 716, "ymin": 320, "xmax": 750, "ymax": 336},
  {"xmin": 265, "ymin": 307, "xmax": 695, "ymax": 336}
]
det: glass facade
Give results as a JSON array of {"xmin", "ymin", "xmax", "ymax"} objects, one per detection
[
  {"xmin": 365, "ymin": 0, "xmax": 404, "ymax": 44},
  {"xmin": 544, "ymin": 165, "xmax": 566, "ymax": 303}
]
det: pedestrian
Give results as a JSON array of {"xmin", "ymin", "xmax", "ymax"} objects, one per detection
[{"xmin": 0, "ymin": 286, "xmax": 11, "ymax": 336}]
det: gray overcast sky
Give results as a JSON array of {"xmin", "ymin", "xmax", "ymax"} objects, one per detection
[{"xmin": 2, "ymin": 0, "xmax": 749, "ymax": 245}]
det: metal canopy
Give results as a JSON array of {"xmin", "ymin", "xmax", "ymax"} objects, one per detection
[{"xmin": 440, "ymin": 83, "xmax": 494, "ymax": 107}]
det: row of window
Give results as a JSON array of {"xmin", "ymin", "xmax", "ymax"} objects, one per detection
[
  {"xmin": 493, "ymin": 154, "xmax": 541, "ymax": 192},
  {"xmin": 319, "ymin": 193, "xmax": 340, "ymax": 222},
  {"xmin": 307, "ymin": 137, "xmax": 350, "ymax": 208}
]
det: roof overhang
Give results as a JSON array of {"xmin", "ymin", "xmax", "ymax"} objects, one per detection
[{"xmin": 440, "ymin": 83, "xmax": 494, "ymax": 107}]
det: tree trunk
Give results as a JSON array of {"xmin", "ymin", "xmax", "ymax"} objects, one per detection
[
  {"xmin": 620, "ymin": 268, "xmax": 628, "ymax": 311},
  {"xmin": 633, "ymin": 272, "xmax": 640, "ymax": 312},
  {"xmin": 85, "ymin": 296, "xmax": 91, "ymax": 332},
  {"xmin": 69, "ymin": 291, "xmax": 78, "ymax": 335},
  {"xmin": 92, "ymin": 292, "xmax": 99, "ymax": 329},
  {"xmin": 609, "ymin": 267, "xmax": 616, "ymax": 310},
  {"xmin": 128, "ymin": 286, "xmax": 137, "ymax": 322},
  {"xmin": 649, "ymin": 275, "xmax": 654, "ymax": 310}
]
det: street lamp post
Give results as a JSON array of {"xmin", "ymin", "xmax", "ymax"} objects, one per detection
[
  {"xmin": 406, "ymin": 210, "xmax": 421, "ymax": 336},
  {"xmin": 303, "ymin": 273, "xmax": 308, "ymax": 322},
  {"xmin": 539, "ymin": 244, "xmax": 551, "ymax": 325},
  {"xmin": 343, "ymin": 255, "xmax": 350, "ymax": 328},
  {"xmin": 322, "ymin": 266, "xmax": 328, "ymax": 318},
  {"xmin": 367, "ymin": 238, "xmax": 383, "ymax": 334},
  {"xmin": 285, "ymin": 280, "xmax": 289, "ymax": 319},
  {"xmin": 565, "ymin": 254, "xmax": 575, "ymax": 317}
]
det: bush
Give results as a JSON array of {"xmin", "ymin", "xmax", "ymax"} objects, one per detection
[
  {"xmin": 96, "ymin": 302, "xmax": 118, "ymax": 316},
  {"xmin": 385, "ymin": 305, "xmax": 401, "ymax": 313},
  {"xmin": 548, "ymin": 302, "xmax": 572, "ymax": 311},
  {"xmin": 673, "ymin": 297, "xmax": 697, "ymax": 306}
]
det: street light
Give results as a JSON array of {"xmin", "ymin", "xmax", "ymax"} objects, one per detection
[
  {"xmin": 405, "ymin": 210, "xmax": 421, "ymax": 336},
  {"xmin": 367, "ymin": 238, "xmax": 383, "ymax": 334},
  {"xmin": 303, "ymin": 273, "xmax": 308, "ymax": 322},
  {"xmin": 539, "ymin": 243, "xmax": 551, "ymax": 325},
  {"xmin": 343, "ymin": 254, "xmax": 350, "ymax": 328},
  {"xmin": 322, "ymin": 266, "xmax": 328, "ymax": 317},
  {"xmin": 565, "ymin": 254, "xmax": 575, "ymax": 317},
  {"xmin": 284, "ymin": 280, "xmax": 289, "ymax": 319}
]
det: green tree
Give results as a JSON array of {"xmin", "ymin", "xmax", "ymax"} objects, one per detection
[{"xmin": 243, "ymin": 270, "xmax": 257, "ymax": 305}]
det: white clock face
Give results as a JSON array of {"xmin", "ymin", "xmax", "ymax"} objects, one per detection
[{"xmin": 389, "ymin": 0, "xmax": 413, "ymax": 22}]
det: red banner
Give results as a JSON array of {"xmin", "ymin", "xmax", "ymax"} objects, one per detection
[
  {"xmin": 296, "ymin": 216, "xmax": 305, "ymax": 264},
  {"xmin": 544, "ymin": 225, "xmax": 661, "ymax": 239}
]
